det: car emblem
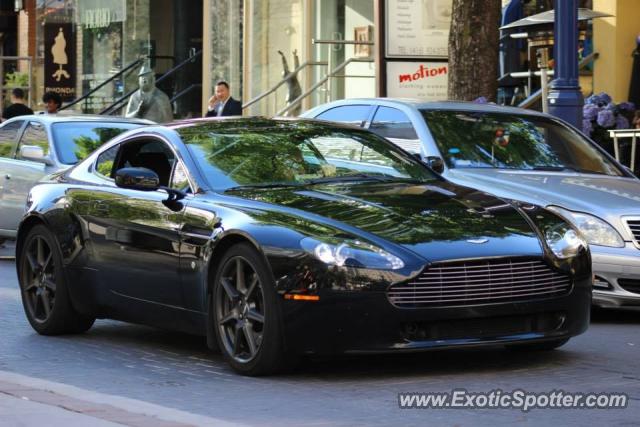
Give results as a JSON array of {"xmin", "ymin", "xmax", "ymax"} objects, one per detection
[{"xmin": 467, "ymin": 238, "xmax": 489, "ymax": 244}]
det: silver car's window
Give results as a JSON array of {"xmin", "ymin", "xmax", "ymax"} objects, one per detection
[
  {"xmin": 370, "ymin": 107, "xmax": 420, "ymax": 154},
  {"xmin": 16, "ymin": 122, "xmax": 49, "ymax": 159},
  {"xmin": 316, "ymin": 105, "xmax": 372, "ymax": 127},
  {"xmin": 0, "ymin": 121, "xmax": 23, "ymax": 158},
  {"xmin": 52, "ymin": 122, "xmax": 141, "ymax": 165},
  {"xmin": 422, "ymin": 110, "xmax": 625, "ymax": 176}
]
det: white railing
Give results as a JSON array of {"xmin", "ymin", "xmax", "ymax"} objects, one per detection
[{"xmin": 609, "ymin": 129, "xmax": 640, "ymax": 172}]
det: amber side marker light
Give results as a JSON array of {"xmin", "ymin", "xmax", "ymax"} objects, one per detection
[{"xmin": 284, "ymin": 294, "xmax": 320, "ymax": 301}]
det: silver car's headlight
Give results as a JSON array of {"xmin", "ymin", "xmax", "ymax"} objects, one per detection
[
  {"xmin": 300, "ymin": 237, "xmax": 405, "ymax": 270},
  {"xmin": 547, "ymin": 206, "xmax": 624, "ymax": 248}
]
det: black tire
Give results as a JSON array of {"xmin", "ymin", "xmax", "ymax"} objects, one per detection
[
  {"xmin": 211, "ymin": 243, "xmax": 293, "ymax": 376},
  {"xmin": 507, "ymin": 338, "xmax": 569, "ymax": 352},
  {"xmin": 18, "ymin": 225, "xmax": 95, "ymax": 335}
]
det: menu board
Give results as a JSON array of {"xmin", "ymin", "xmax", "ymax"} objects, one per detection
[
  {"xmin": 386, "ymin": 0, "xmax": 452, "ymax": 58},
  {"xmin": 386, "ymin": 61, "xmax": 448, "ymax": 100}
]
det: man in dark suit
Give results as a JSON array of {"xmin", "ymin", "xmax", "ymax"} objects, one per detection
[{"xmin": 205, "ymin": 80, "xmax": 243, "ymax": 117}]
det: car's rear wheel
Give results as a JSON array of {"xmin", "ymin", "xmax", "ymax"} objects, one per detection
[
  {"xmin": 507, "ymin": 338, "xmax": 569, "ymax": 352},
  {"xmin": 212, "ymin": 243, "xmax": 290, "ymax": 376},
  {"xmin": 18, "ymin": 225, "xmax": 95, "ymax": 335}
]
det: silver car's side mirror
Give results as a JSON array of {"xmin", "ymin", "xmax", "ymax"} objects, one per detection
[{"xmin": 19, "ymin": 145, "xmax": 52, "ymax": 165}]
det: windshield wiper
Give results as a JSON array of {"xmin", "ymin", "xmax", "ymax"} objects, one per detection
[
  {"xmin": 531, "ymin": 165, "xmax": 581, "ymax": 172},
  {"xmin": 225, "ymin": 183, "xmax": 302, "ymax": 191},
  {"xmin": 305, "ymin": 174, "xmax": 399, "ymax": 185}
]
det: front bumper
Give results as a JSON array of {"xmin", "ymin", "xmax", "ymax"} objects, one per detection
[
  {"xmin": 591, "ymin": 243, "xmax": 640, "ymax": 308},
  {"xmin": 280, "ymin": 275, "xmax": 591, "ymax": 355}
]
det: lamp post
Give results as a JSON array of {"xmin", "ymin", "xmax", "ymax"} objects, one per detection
[{"xmin": 547, "ymin": 0, "xmax": 583, "ymax": 128}]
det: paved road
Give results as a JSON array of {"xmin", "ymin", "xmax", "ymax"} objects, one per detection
[{"xmin": 0, "ymin": 243, "xmax": 639, "ymax": 426}]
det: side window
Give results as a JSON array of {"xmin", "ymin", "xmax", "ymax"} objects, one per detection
[
  {"xmin": 16, "ymin": 122, "xmax": 49, "ymax": 159},
  {"xmin": 113, "ymin": 139, "xmax": 176, "ymax": 187},
  {"xmin": 170, "ymin": 161, "xmax": 191, "ymax": 191},
  {"xmin": 95, "ymin": 144, "xmax": 120, "ymax": 179},
  {"xmin": 369, "ymin": 107, "xmax": 421, "ymax": 154},
  {"xmin": 0, "ymin": 121, "xmax": 23, "ymax": 158},
  {"xmin": 315, "ymin": 105, "xmax": 372, "ymax": 127}
]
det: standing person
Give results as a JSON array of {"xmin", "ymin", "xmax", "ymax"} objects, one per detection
[
  {"xmin": 42, "ymin": 91, "xmax": 62, "ymax": 114},
  {"xmin": 205, "ymin": 81, "xmax": 242, "ymax": 117},
  {"xmin": 2, "ymin": 88, "xmax": 33, "ymax": 121}
]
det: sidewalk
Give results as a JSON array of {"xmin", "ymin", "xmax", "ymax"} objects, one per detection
[
  {"xmin": 0, "ymin": 371, "xmax": 245, "ymax": 427},
  {"xmin": 0, "ymin": 393, "xmax": 122, "ymax": 427}
]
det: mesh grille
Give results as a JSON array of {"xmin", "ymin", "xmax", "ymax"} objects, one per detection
[{"xmin": 388, "ymin": 259, "xmax": 572, "ymax": 308}]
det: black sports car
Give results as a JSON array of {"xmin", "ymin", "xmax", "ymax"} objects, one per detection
[{"xmin": 16, "ymin": 118, "xmax": 592, "ymax": 375}]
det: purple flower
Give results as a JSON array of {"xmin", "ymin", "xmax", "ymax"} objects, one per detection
[
  {"xmin": 583, "ymin": 104, "xmax": 600, "ymax": 121},
  {"xmin": 596, "ymin": 109, "xmax": 616, "ymax": 128},
  {"xmin": 587, "ymin": 92, "xmax": 612, "ymax": 107},
  {"xmin": 619, "ymin": 102, "xmax": 636, "ymax": 112},
  {"xmin": 582, "ymin": 119, "xmax": 594, "ymax": 135},
  {"xmin": 598, "ymin": 92, "xmax": 612, "ymax": 105},
  {"xmin": 605, "ymin": 102, "xmax": 617, "ymax": 111},
  {"xmin": 616, "ymin": 115, "xmax": 630, "ymax": 129}
]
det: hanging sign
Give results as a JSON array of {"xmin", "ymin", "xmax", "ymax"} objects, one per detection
[{"xmin": 44, "ymin": 23, "xmax": 76, "ymax": 102}]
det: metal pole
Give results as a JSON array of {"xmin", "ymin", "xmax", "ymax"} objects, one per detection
[
  {"xmin": 537, "ymin": 48, "xmax": 550, "ymax": 114},
  {"xmin": 547, "ymin": 0, "xmax": 583, "ymax": 127}
]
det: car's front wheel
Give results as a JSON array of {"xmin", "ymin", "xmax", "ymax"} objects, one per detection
[
  {"xmin": 18, "ymin": 225, "xmax": 95, "ymax": 335},
  {"xmin": 212, "ymin": 243, "xmax": 291, "ymax": 376}
]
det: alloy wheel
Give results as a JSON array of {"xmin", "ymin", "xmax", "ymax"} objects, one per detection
[
  {"xmin": 216, "ymin": 256, "xmax": 266, "ymax": 363},
  {"xmin": 22, "ymin": 236, "xmax": 57, "ymax": 323}
]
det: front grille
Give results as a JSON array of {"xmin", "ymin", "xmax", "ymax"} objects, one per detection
[
  {"xmin": 388, "ymin": 258, "xmax": 572, "ymax": 308},
  {"xmin": 618, "ymin": 279, "xmax": 640, "ymax": 294},
  {"xmin": 625, "ymin": 219, "xmax": 640, "ymax": 244}
]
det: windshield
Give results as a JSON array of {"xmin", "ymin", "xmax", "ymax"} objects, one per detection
[
  {"xmin": 421, "ymin": 110, "xmax": 624, "ymax": 176},
  {"xmin": 52, "ymin": 122, "xmax": 142, "ymax": 164},
  {"xmin": 177, "ymin": 122, "xmax": 436, "ymax": 190}
]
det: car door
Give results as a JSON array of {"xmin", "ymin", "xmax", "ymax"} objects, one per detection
[
  {"xmin": 0, "ymin": 120, "xmax": 25, "ymax": 234},
  {"xmin": 0, "ymin": 120, "xmax": 51, "ymax": 236},
  {"xmin": 70, "ymin": 136, "xmax": 186, "ymax": 310}
]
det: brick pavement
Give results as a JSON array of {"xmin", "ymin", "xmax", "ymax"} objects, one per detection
[{"xmin": 0, "ymin": 250, "xmax": 639, "ymax": 426}]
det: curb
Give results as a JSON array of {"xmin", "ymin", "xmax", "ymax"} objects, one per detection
[{"xmin": 0, "ymin": 371, "xmax": 247, "ymax": 427}]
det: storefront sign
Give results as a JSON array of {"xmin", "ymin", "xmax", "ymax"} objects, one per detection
[
  {"xmin": 78, "ymin": 0, "xmax": 126, "ymax": 29},
  {"xmin": 385, "ymin": 0, "xmax": 452, "ymax": 58},
  {"xmin": 44, "ymin": 23, "xmax": 76, "ymax": 102},
  {"xmin": 386, "ymin": 61, "xmax": 448, "ymax": 100}
]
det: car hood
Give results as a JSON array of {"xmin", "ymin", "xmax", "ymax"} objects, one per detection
[
  {"xmin": 446, "ymin": 168, "xmax": 640, "ymax": 236},
  {"xmin": 224, "ymin": 180, "xmax": 543, "ymax": 263}
]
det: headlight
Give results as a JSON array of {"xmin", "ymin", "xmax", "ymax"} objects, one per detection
[
  {"xmin": 547, "ymin": 206, "xmax": 624, "ymax": 248},
  {"xmin": 544, "ymin": 223, "xmax": 587, "ymax": 259},
  {"xmin": 300, "ymin": 237, "xmax": 405, "ymax": 270}
]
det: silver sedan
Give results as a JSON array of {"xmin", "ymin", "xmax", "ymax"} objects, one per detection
[
  {"xmin": 302, "ymin": 98, "xmax": 640, "ymax": 308},
  {"xmin": 0, "ymin": 114, "xmax": 151, "ymax": 244}
]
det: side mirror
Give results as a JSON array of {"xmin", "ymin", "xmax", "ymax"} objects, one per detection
[
  {"xmin": 20, "ymin": 145, "xmax": 51, "ymax": 164},
  {"xmin": 425, "ymin": 156, "xmax": 445, "ymax": 174},
  {"xmin": 115, "ymin": 167, "xmax": 160, "ymax": 191}
]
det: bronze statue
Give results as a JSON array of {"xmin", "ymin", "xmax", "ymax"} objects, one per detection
[
  {"xmin": 278, "ymin": 50, "xmax": 302, "ymax": 116},
  {"xmin": 125, "ymin": 63, "xmax": 173, "ymax": 123}
]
